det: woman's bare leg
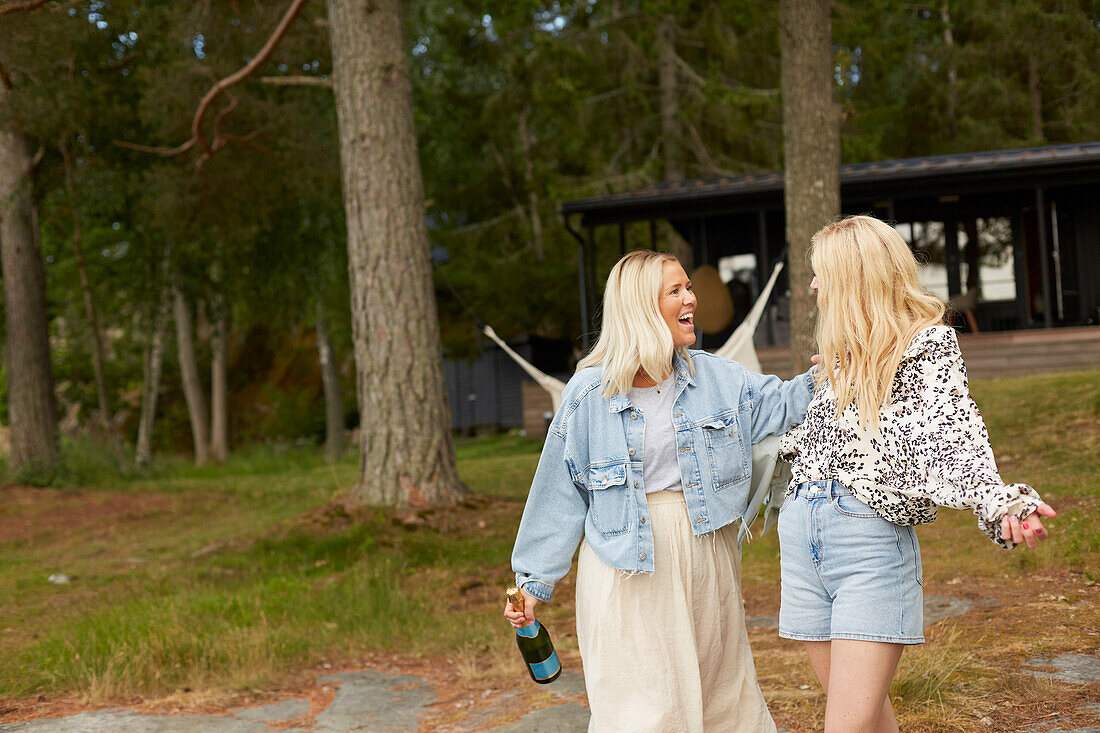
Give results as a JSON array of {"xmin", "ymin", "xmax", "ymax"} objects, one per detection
[
  {"xmin": 801, "ymin": 640, "xmax": 901, "ymax": 733},
  {"xmin": 803, "ymin": 640, "xmax": 832, "ymax": 688}
]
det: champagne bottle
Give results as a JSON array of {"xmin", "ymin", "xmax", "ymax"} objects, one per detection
[{"xmin": 506, "ymin": 586, "xmax": 562, "ymax": 684}]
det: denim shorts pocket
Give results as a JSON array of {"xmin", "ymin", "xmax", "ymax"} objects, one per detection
[
  {"xmin": 700, "ymin": 412, "xmax": 749, "ymax": 490},
  {"xmin": 831, "ymin": 492, "xmax": 880, "ymax": 519},
  {"xmin": 908, "ymin": 527, "xmax": 924, "ymax": 587},
  {"xmin": 587, "ymin": 462, "xmax": 630, "ymax": 536}
]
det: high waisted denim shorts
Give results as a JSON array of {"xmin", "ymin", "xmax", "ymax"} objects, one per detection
[{"xmin": 777, "ymin": 480, "xmax": 925, "ymax": 645}]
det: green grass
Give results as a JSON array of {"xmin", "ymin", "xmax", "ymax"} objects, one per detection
[
  {"xmin": 1, "ymin": 372, "xmax": 1097, "ymax": 719},
  {"xmin": 0, "ymin": 432, "xmax": 538, "ymax": 701}
]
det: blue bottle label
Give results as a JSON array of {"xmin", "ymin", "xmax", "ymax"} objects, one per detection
[{"xmin": 528, "ymin": 651, "xmax": 561, "ymax": 681}]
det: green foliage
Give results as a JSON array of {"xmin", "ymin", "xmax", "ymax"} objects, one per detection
[
  {"xmin": 55, "ymin": 435, "xmax": 129, "ymax": 486},
  {"xmin": 834, "ymin": 0, "xmax": 1100, "ymax": 160},
  {"xmin": 3, "ymin": 0, "xmax": 1099, "ymax": 456}
]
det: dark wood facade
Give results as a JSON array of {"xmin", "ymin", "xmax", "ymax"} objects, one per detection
[{"xmin": 561, "ymin": 142, "xmax": 1100, "ymax": 349}]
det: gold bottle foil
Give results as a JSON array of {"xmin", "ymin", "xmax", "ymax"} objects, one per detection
[{"xmin": 506, "ymin": 586, "xmax": 524, "ymax": 614}]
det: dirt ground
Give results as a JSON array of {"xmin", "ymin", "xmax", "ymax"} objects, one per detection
[{"xmin": 3, "ymin": 487, "xmax": 1098, "ymax": 732}]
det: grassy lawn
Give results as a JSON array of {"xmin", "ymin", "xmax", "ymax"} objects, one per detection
[{"xmin": 1, "ymin": 371, "xmax": 1097, "ymax": 731}]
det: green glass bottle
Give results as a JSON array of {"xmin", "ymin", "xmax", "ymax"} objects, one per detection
[{"xmin": 507, "ymin": 587, "xmax": 562, "ymax": 684}]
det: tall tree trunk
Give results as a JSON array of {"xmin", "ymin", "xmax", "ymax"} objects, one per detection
[
  {"xmin": 61, "ymin": 137, "xmax": 122, "ymax": 463},
  {"xmin": 316, "ymin": 302, "xmax": 345, "ymax": 464},
  {"xmin": 135, "ymin": 290, "xmax": 169, "ymax": 468},
  {"xmin": 1027, "ymin": 53, "xmax": 1043, "ymax": 142},
  {"xmin": 517, "ymin": 109, "xmax": 544, "ymax": 260},
  {"xmin": 941, "ymin": 4, "xmax": 958, "ymax": 142},
  {"xmin": 0, "ymin": 120, "xmax": 58, "ymax": 477},
  {"xmin": 657, "ymin": 15, "xmax": 692, "ymax": 269},
  {"xmin": 136, "ymin": 246, "xmax": 171, "ymax": 468},
  {"xmin": 173, "ymin": 287, "xmax": 209, "ymax": 466},
  {"xmin": 326, "ymin": 0, "xmax": 464, "ymax": 507},
  {"xmin": 209, "ymin": 298, "xmax": 228, "ymax": 463},
  {"xmin": 781, "ymin": 0, "xmax": 840, "ymax": 368}
]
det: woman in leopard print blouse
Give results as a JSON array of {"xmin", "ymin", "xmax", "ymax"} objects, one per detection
[{"xmin": 777, "ymin": 215, "xmax": 1056, "ymax": 732}]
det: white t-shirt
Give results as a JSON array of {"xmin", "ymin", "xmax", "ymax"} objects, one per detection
[{"xmin": 628, "ymin": 375, "xmax": 683, "ymax": 494}]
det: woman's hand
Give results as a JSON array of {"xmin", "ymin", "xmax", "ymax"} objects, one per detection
[
  {"xmin": 1000, "ymin": 503, "xmax": 1057, "ymax": 548},
  {"xmin": 504, "ymin": 588, "xmax": 539, "ymax": 629}
]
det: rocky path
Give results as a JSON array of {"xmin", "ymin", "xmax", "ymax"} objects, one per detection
[{"xmin": 2, "ymin": 595, "xmax": 1096, "ymax": 733}]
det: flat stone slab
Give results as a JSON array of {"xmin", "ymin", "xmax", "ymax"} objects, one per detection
[
  {"xmin": 229, "ymin": 698, "xmax": 312, "ymax": 722},
  {"xmin": 1024, "ymin": 653, "xmax": 1100, "ymax": 684},
  {"xmin": 0, "ymin": 711, "xmax": 268, "ymax": 732},
  {"xmin": 922, "ymin": 594, "xmax": 975, "ymax": 627},
  {"xmin": 484, "ymin": 702, "xmax": 590, "ymax": 732},
  {"xmin": 312, "ymin": 670, "xmax": 434, "ymax": 732},
  {"xmin": 545, "ymin": 669, "xmax": 586, "ymax": 698}
]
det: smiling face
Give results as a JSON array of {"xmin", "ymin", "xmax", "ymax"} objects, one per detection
[{"xmin": 659, "ymin": 260, "xmax": 697, "ymax": 348}]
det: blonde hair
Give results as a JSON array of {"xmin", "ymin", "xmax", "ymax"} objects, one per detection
[
  {"xmin": 576, "ymin": 250, "xmax": 692, "ymax": 399},
  {"xmin": 811, "ymin": 215, "xmax": 946, "ymax": 428}
]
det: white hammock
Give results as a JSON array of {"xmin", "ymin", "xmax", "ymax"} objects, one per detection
[
  {"xmin": 483, "ymin": 260, "xmax": 790, "ymax": 543},
  {"xmin": 482, "ymin": 325, "xmax": 568, "ymax": 413},
  {"xmin": 713, "ymin": 260, "xmax": 784, "ymax": 371}
]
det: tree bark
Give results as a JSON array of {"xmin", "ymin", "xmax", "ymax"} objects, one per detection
[
  {"xmin": 657, "ymin": 15, "xmax": 692, "ymax": 268},
  {"xmin": 135, "ymin": 290, "xmax": 169, "ymax": 468},
  {"xmin": 209, "ymin": 301, "xmax": 228, "ymax": 463},
  {"xmin": 326, "ymin": 0, "xmax": 464, "ymax": 507},
  {"xmin": 0, "ymin": 119, "xmax": 58, "ymax": 476},
  {"xmin": 316, "ymin": 302, "xmax": 345, "ymax": 464},
  {"xmin": 781, "ymin": 0, "xmax": 840, "ymax": 369},
  {"xmin": 172, "ymin": 287, "xmax": 209, "ymax": 466}
]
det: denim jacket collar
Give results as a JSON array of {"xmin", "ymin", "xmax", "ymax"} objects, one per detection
[{"xmin": 607, "ymin": 351, "xmax": 697, "ymax": 414}]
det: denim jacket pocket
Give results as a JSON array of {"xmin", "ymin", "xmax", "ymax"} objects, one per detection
[
  {"xmin": 700, "ymin": 412, "xmax": 750, "ymax": 491},
  {"xmin": 587, "ymin": 461, "xmax": 631, "ymax": 536}
]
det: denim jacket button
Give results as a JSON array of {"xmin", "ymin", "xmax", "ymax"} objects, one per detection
[
  {"xmin": 628, "ymin": 448, "xmax": 635, "ymax": 456},
  {"xmin": 638, "ymin": 553, "xmax": 646, "ymax": 561},
  {"xmin": 640, "ymin": 516, "xmax": 646, "ymax": 524},
  {"xmin": 631, "ymin": 412, "xmax": 638, "ymax": 420},
  {"xmin": 633, "ymin": 481, "xmax": 639, "ymax": 488}
]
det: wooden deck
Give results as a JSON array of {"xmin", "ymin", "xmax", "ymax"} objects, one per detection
[{"xmin": 757, "ymin": 325, "xmax": 1100, "ymax": 381}]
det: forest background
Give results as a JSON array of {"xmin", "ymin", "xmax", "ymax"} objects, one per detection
[
  {"xmin": 2, "ymin": 3, "xmax": 1099, "ymax": 729},
  {"xmin": 1, "ymin": 0, "xmax": 1098, "ymax": 473}
]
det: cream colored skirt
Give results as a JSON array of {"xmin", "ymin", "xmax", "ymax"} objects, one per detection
[{"xmin": 576, "ymin": 491, "xmax": 776, "ymax": 733}]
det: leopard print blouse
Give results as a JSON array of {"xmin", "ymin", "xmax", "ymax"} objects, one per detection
[{"xmin": 779, "ymin": 324, "xmax": 1043, "ymax": 549}]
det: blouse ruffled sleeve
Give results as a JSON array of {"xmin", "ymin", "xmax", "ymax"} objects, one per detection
[{"xmin": 910, "ymin": 327, "xmax": 1043, "ymax": 548}]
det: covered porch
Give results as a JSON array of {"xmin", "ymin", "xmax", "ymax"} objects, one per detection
[{"xmin": 560, "ymin": 142, "xmax": 1100, "ymax": 360}]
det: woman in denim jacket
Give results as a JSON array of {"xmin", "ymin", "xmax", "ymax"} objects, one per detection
[{"xmin": 504, "ymin": 250, "xmax": 814, "ymax": 732}]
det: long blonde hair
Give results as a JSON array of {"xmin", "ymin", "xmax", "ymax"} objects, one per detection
[
  {"xmin": 811, "ymin": 215, "xmax": 946, "ymax": 427},
  {"xmin": 576, "ymin": 250, "xmax": 692, "ymax": 399}
]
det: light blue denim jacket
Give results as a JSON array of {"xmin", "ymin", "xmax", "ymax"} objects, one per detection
[{"xmin": 511, "ymin": 350, "xmax": 815, "ymax": 601}]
